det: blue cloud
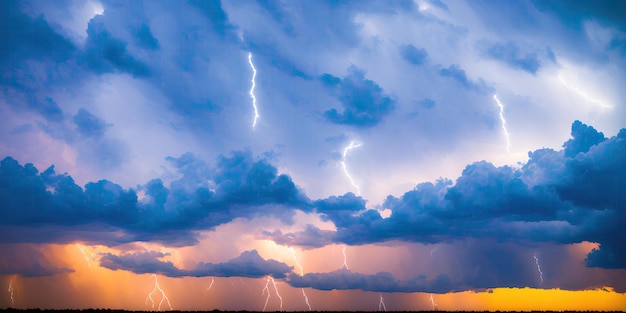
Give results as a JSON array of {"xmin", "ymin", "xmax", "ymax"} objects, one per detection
[
  {"xmin": 2, "ymin": 121, "xmax": 626, "ymax": 270},
  {"xmin": 438, "ymin": 64, "xmax": 493, "ymax": 93},
  {"xmin": 73, "ymin": 108, "xmax": 109, "ymax": 138},
  {"xmin": 418, "ymin": 98, "xmax": 436, "ymax": 109},
  {"xmin": 287, "ymin": 269, "xmax": 454, "ymax": 293},
  {"xmin": 283, "ymin": 121, "xmax": 626, "ymax": 270},
  {"xmin": 260, "ymin": 224, "xmax": 335, "ymax": 249},
  {"xmin": 533, "ymin": 0, "xmax": 626, "ymax": 29},
  {"xmin": 0, "ymin": 150, "xmax": 309, "ymax": 246},
  {"xmin": 188, "ymin": 0, "xmax": 236, "ymax": 38},
  {"xmin": 562, "ymin": 120, "xmax": 606, "ymax": 158},
  {"xmin": 399, "ymin": 44, "xmax": 429, "ymax": 66},
  {"xmin": 83, "ymin": 16, "xmax": 151, "ymax": 77},
  {"xmin": 35, "ymin": 97, "xmax": 64, "ymax": 122},
  {"xmin": 322, "ymin": 66, "xmax": 396, "ymax": 128},
  {"xmin": 0, "ymin": 1, "xmax": 75, "ymax": 63},
  {"xmin": 133, "ymin": 23, "xmax": 160, "ymax": 50},
  {"xmin": 9, "ymin": 123, "xmax": 33, "ymax": 135},
  {"xmin": 484, "ymin": 41, "xmax": 541, "ymax": 74},
  {"xmin": 100, "ymin": 249, "xmax": 293, "ymax": 279}
]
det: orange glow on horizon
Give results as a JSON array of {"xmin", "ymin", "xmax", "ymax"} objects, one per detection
[{"xmin": 2, "ymin": 242, "xmax": 625, "ymax": 311}]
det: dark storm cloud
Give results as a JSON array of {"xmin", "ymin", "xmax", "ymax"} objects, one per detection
[
  {"xmin": 532, "ymin": 0, "xmax": 626, "ymax": 29},
  {"xmin": 73, "ymin": 108, "xmax": 110, "ymax": 138},
  {"xmin": 2, "ymin": 120, "xmax": 626, "ymax": 273},
  {"xmin": 34, "ymin": 97, "xmax": 64, "ymax": 123},
  {"xmin": 0, "ymin": 1, "xmax": 75, "ymax": 64},
  {"xmin": 321, "ymin": 66, "xmax": 396, "ymax": 128},
  {"xmin": 438, "ymin": 64, "xmax": 493, "ymax": 93},
  {"xmin": 133, "ymin": 23, "xmax": 160, "ymax": 50},
  {"xmin": 259, "ymin": 224, "xmax": 335, "ymax": 249},
  {"xmin": 399, "ymin": 44, "xmax": 429, "ymax": 66},
  {"xmin": 0, "ymin": 150, "xmax": 309, "ymax": 246},
  {"xmin": 287, "ymin": 269, "xmax": 454, "ymax": 293},
  {"xmin": 288, "ymin": 121, "xmax": 626, "ymax": 269},
  {"xmin": 0, "ymin": 244, "xmax": 74, "ymax": 277},
  {"xmin": 100, "ymin": 249, "xmax": 293, "ymax": 279},
  {"xmin": 83, "ymin": 15, "xmax": 151, "ymax": 77},
  {"xmin": 562, "ymin": 120, "xmax": 607, "ymax": 158},
  {"xmin": 483, "ymin": 41, "xmax": 541, "ymax": 74},
  {"xmin": 188, "ymin": 0, "xmax": 235, "ymax": 38}
]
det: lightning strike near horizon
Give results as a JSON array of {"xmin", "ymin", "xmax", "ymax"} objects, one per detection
[
  {"xmin": 533, "ymin": 254, "xmax": 544, "ymax": 284},
  {"xmin": 342, "ymin": 246, "xmax": 349, "ymax": 270},
  {"xmin": 378, "ymin": 293, "xmax": 387, "ymax": 312},
  {"xmin": 7, "ymin": 279, "xmax": 14, "ymax": 306},
  {"xmin": 206, "ymin": 277, "xmax": 215, "ymax": 291},
  {"xmin": 146, "ymin": 274, "xmax": 173, "ymax": 311},
  {"xmin": 558, "ymin": 75, "xmax": 612, "ymax": 110},
  {"xmin": 430, "ymin": 294, "xmax": 438, "ymax": 311},
  {"xmin": 341, "ymin": 141, "xmax": 362, "ymax": 195},
  {"xmin": 291, "ymin": 248, "xmax": 312, "ymax": 311},
  {"xmin": 262, "ymin": 277, "xmax": 283, "ymax": 312},
  {"xmin": 77, "ymin": 244, "xmax": 96, "ymax": 268},
  {"xmin": 248, "ymin": 52, "xmax": 260, "ymax": 128},
  {"xmin": 493, "ymin": 94, "xmax": 511, "ymax": 152}
]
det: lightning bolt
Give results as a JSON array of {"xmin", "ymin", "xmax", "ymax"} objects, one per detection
[
  {"xmin": 77, "ymin": 244, "xmax": 96, "ymax": 268},
  {"xmin": 301, "ymin": 288, "xmax": 311, "ymax": 311},
  {"xmin": 291, "ymin": 248, "xmax": 312, "ymax": 311},
  {"xmin": 493, "ymin": 94, "xmax": 511, "ymax": 152},
  {"xmin": 206, "ymin": 277, "xmax": 215, "ymax": 291},
  {"xmin": 8, "ymin": 279, "xmax": 14, "ymax": 306},
  {"xmin": 262, "ymin": 277, "xmax": 283, "ymax": 312},
  {"xmin": 558, "ymin": 75, "xmax": 612, "ymax": 110},
  {"xmin": 342, "ymin": 246, "xmax": 349, "ymax": 270},
  {"xmin": 533, "ymin": 254, "xmax": 544, "ymax": 284},
  {"xmin": 341, "ymin": 141, "xmax": 362, "ymax": 195},
  {"xmin": 430, "ymin": 246, "xmax": 438, "ymax": 256},
  {"xmin": 248, "ymin": 52, "xmax": 260, "ymax": 128},
  {"xmin": 430, "ymin": 294, "xmax": 438, "ymax": 311},
  {"xmin": 378, "ymin": 293, "xmax": 387, "ymax": 312},
  {"xmin": 145, "ymin": 274, "xmax": 173, "ymax": 311}
]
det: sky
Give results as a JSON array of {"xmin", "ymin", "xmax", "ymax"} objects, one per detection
[{"xmin": 1, "ymin": 0, "xmax": 626, "ymax": 311}]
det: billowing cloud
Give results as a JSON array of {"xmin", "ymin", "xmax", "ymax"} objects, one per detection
[
  {"xmin": 399, "ymin": 44, "xmax": 429, "ymax": 66},
  {"xmin": 0, "ymin": 150, "xmax": 309, "ymax": 246},
  {"xmin": 0, "ymin": 244, "xmax": 74, "ymax": 277},
  {"xmin": 83, "ymin": 15, "xmax": 151, "ymax": 77},
  {"xmin": 101, "ymin": 249, "xmax": 293, "ymax": 278},
  {"xmin": 482, "ymin": 41, "xmax": 541, "ymax": 74},
  {"xmin": 438, "ymin": 64, "xmax": 493, "ymax": 93},
  {"xmin": 270, "ymin": 121, "xmax": 626, "ymax": 271},
  {"xmin": 321, "ymin": 66, "xmax": 396, "ymax": 128},
  {"xmin": 287, "ymin": 269, "xmax": 454, "ymax": 293}
]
